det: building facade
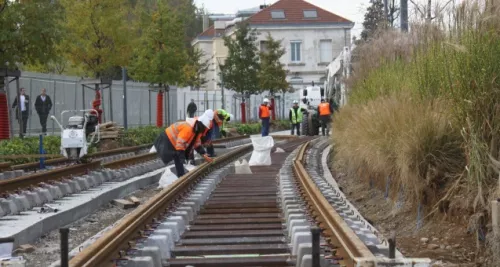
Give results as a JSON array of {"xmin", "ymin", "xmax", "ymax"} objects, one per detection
[{"xmin": 191, "ymin": 0, "xmax": 354, "ymax": 91}]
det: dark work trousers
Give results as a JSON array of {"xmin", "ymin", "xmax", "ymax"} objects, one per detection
[
  {"xmin": 261, "ymin": 117, "xmax": 270, "ymax": 136},
  {"xmin": 320, "ymin": 115, "xmax": 331, "ymax": 136},
  {"xmin": 188, "ymin": 112, "xmax": 195, "ymax": 118},
  {"xmin": 154, "ymin": 131, "xmax": 186, "ymax": 177},
  {"xmin": 291, "ymin": 123, "xmax": 300, "ymax": 136},
  {"xmin": 19, "ymin": 111, "xmax": 29, "ymax": 135},
  {"xmin": 39, "ymin": 114, "xmax": 48, "ymax": 133},
  {"xmin": 206, "ymin": 123, "xmax": 219, "ymax": 156}
]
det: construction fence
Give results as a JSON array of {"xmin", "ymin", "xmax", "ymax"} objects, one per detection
[{"xmin": 3, "ymin": 71, "xmax": 301, "ymax": 137}]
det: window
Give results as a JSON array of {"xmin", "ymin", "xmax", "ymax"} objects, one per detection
[
  {"xmin": 290, "ymin": 41, "xmax": 301, "ymax": 62},
  {"xmin": 260, "ymin": 41, "xmax": 269, "ymax": 53},
  {"xmin": 319, "ymin": 40, "xmax": 332, "ymax": 63},
  {"xmin": 271, "ymin": 10, "xmax": 285, "ymax": 19},
  {"xmin": 303, "ymin": 9, "xmax": 318, "ymax": 18}
]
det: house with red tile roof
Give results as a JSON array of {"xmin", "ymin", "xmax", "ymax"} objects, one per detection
[{"xmin": 192, "ymin": 0, "xmax": 354, "ymax": 91}]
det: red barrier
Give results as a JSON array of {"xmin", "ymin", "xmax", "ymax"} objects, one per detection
[
  {"xmin": 156, "ymin": 91, "xmax": 163, "ymax": 127},
  {"xmin": 271, "ymin": 98, "xmax": 276, "ymax": 120},
  {"xmin": 0, "ymin": 91, "xmax": 10, "ymax": 139},
  {"xmin": 240, "ymin": 102, "xmax": 246, "ymax": 123}
]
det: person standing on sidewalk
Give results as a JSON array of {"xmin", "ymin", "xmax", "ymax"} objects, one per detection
[
  {"xmin": 289, "ymin": 100, "xmax": 303, "ymax": 136},
  {"xmin": 187, "ymin": 99, "xmax": 197, "ymax": 118},
  {"xmin": 12, "ymin": 87, "xmax": 30, "ymax": 137},
  {"xmin": 318, "ymin": 98, "xmax": 333, "ymax": 136},
  {"xmin": 259, "ymin": 98, "xmax": 271, "ymax": 136},
  {"xmin": 34, "ymin": 88, "xmax": 53, "ymax": 135}
]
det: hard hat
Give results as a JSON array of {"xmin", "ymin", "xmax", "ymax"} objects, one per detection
[
  {"xmin": 263, "ymin": 98, "xmax": 269, "ymax": 103},
  {"xmin": 293, "ymin": 100, "xmax": 298, "ymax": 104},
  {"xmin": 198, "ymin": 109, "xmax": 214, "ymax": 128}
]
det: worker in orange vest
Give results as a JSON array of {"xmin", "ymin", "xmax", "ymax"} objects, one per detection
[
  {"xmin": 318, "ymin": 98, "xmax": 333, "ymax": 136},
  {"xmin": 259, "ymin": 98, "xmax": 271, "ymax": 136},
  {"xmin": 153, "ymin": 109, "xmax": 214, "ymax": 177}
]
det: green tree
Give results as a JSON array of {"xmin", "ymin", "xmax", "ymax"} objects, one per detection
[
  {"xmin": 361, "ymin": 0, "xmax": 385, "ymax": 41},
  {"xmin": 0, "ymin": 0, "xmax": 62, "ymax": 70},
  {"xmin": 258, "ymin": 34, "xmax": 289, "ymax": 120},
  {"xmin": 129, "ymin": 1, "xmax": 188, "ymax": 90},
  {"xmin": 221, "ymin": 21, "xmax": 260, "ymax": 99},
  {"xmin": 60, "ymin": 0, "xmax": 134, "ymax": 78},
  {"xmin": 183, "ymin": 48, "xmax": 210, "ymax": 90}
]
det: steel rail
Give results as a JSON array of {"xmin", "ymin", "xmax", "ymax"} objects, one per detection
[
  {"xmin": 102, "ymin": 152, "xmax": 158, "ymax": 170},
  {"xmin": 0, "ymin": 161, "xmax": 101, "ymax": 195},
  {"xmin": 68, "ymin": 143, "xmax": 254, "ymax": 267},
  {"xmin": 0, "ymin": 162, "xmax": 11, "ymax": 172},
  {"xmin": 293, "ymin": 142, "xmax": 376, "ymax": 267},
  {"xmin": 8, "ymin": 144, "xmax": 152, "ymax": 171}
]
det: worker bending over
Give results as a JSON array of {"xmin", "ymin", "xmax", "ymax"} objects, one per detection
[
  {"xmin": 318, "ymin": 98, "xmax": 333, "ymax": 136},
  {"xmin": 289, "ymin": 100, "xmax": 303, "ymax": 136},
  {"xmin": 153, "ymin": 110, "xmax": 214, "ymax": 177},
  {"xmin": 205, "ymin": 109, "xmax": 233, "ymax": 157},
  {"xmin": 259, "ymin": 98, "xmax": 271, "ymax": 136}
]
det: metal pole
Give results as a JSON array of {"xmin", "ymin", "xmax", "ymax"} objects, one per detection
[
  {"xmin": 311, "ymin": 227, "xmax": 321, "ymax": 267},
  {"xmin": 16, "ymin": 78, "xmax": 21, "ymax": 137},
  {"xmin": 53, "ymin": 81, "xmax": 56, "ymax": 135},
  {"xmin": 148, "ymin": 90, "xmax": 151, "ymax": 125},
  {"xmin": 60, "ymin": 228, "xmax": 69, "ymax": 267},
  {"xmin": 39, "ymin": 134, "xmax": 45, "ymax": 169},
  {"xmin": 28, "ymin": 79, "xmax": 32, "ymax": 135},
  {"xmin": 388, "ymin": 232, "xmax": 396, "ymax": 259},
  {"xmin": 82, "ymin": 84, "xmax": 85, "ymax": 111},
  {"xmin": 109, "ymin": 84, "xmax": 113, "ymax": 122},
  {"xmin": 401, "ymin": 0, "xmax": 408, "ymax": 32},
  {"xmin": 221, "ymin": 72, "xmax": 225, "ymax": 109},
  {"xmin": 122, "ymin": 67, "xmax": 128, "ymax": 129},
  {"xmin": 384, "ymin": 0, "xmax": 389, "ymax": 25}
]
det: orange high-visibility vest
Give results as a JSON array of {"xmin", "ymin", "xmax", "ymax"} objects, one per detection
[
  {"xmin": 165, "ymin": 121, "xmax": 202, "ymax": 151},
  {"xmin": 319, "ymin": 103, "xmax": 331, "ymax": 116},
  {"xmin": 260, "ymin": 105, "xmax": 270, "ymax": 118}
]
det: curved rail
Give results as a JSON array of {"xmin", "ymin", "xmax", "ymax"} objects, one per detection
[
  {"xmin": 69, "ymin": 144, "xmax": 254, "ymax": 267},
  {"xmin": 293, "ymin": 142, "xmax": 375, "ymax": 267}
]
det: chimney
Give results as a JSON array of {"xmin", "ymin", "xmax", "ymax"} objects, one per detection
[{"xmin": 203, "ymin": 14, "xmax": 209, "ymax": 31}]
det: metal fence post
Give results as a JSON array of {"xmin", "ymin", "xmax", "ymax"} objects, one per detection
[
  {"xmin": 39, "ymin": 134, "xmax": 45, "ymax": 169},
  {"xmin": 122, "ymin": 67, "xmax": 127, "ymax": 129},
  {"xmin": 60, "ymin": 228, "xmax": 69, "ymax": 267},
  {"xmin": 311, "ymin": 226, "xmax": 320, "ymax": 267},
  {"xmin": 52, "ymin": 81, "xmax": 56, "ymax": 135}
]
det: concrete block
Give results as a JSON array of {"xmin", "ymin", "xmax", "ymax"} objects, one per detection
[
  {"xmin": 25, "ymin": 191, "xmax": 43, "ymax": 207},
  {"xmin": 176, "ymin": 206, "xmax": 194, "ymax": 221},
  {"xmin": 75, "ymin": 177, "xmax": 90, "ymax": 190},
  {"xmin": 3, "ymin": 171, "xmax": 14, "ymax": 179},
  {"xmin": 185, "ymin": 195, "xmax": 204, "ymax": 209},
  {"xmin": 93, "ymin": 172, "xmax": 105, "ymax": 184},
  {"xmin": 0, "ymin": 173, "xmax": 5, "ymax": 180},
  {"xmin": 145, "ymin": 235, "xmax": 170, "ymax": 260},
  {"xmin": 55, "ymin": 182, "xmax": 72, "ymax": 196},
  {"xmin": 67, "ymin": 180, "xmax": 81, "ymax": 193},
  {"xmin": 165, "ymin": 216, "xmax": 186, "ymax": 238},
  {"xmin": 0, "ymin": 205, "xmax": 5, "ymax": 217},
  {"xmin": 296, "ymin": 243, "xmax": 313, "ymax": 267},
  {"xmin": 117, "ymin": 256, "xmax": 154, "ymax": 267},
  {"xmin": 285, "ymin": 205, "xmax": 303, "ymax": 219},
  {"xmin": 102, "ymin": 170, "xmax": 112, "ymax": 181},
  {"xmin": 35, "ymin": 188, "xmax": 53, "ymax": 203},
  {"xmin": 171, "ymin": 210, "xmax": 190, "ymax": 223},
  {"xmin": 292, "ymin": 232, "xmax": 312, "ymax": 256},
  {"xmin": 12, "ymin": 194, "xmax": 30, "ymax": 211},
  {"xmin": 288, "ymin": 219, "xmax": 308, "ymax": 236},
  {"xmin": 158, "ymin": 222, "xmax": 180, "ymax": 242},
  {"xmin": 47, "ymin": 185, "xmax": 63, "ymax": 200},
  {"xmin": 136, "ymin": 247, "xmax": 161, "ymax": 267},
  {"xmin": 0, "ymin": 198, "xmax": 18, "ymax": 215}
]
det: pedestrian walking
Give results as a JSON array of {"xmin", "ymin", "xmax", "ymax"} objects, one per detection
[
  {"xmin": 12, "ymin": 87, "xmax": 30, "ymax": 137},
  {"xmin": 259, "ymin": 98, "xmax": 271, "ymax": 136},
  {"xmin": 318, "ymin": 98, "xmax": 333, "ymax": 136},
  {"xmin": 187, "ymin": 99, "xmax": 197, "ymax": 118},
  {"xmin": 289, "ymin": 100, "xmax": 303, "ymax": 136},
  {"xmin": 153, "ymin": 109, "xmax": 214, "ymax": 177},
  {"xmin": 34, "ymin": 88, "xmax": 53, "ymax": 135}
]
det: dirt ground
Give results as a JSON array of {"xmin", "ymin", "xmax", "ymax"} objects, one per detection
[
  {"xmin": 16, "ymin": 184, "xmax": 162, "ymax": 267},
  {"xmin": 331, "ymin": 168, "xmax": 483, "ymax": 267}
]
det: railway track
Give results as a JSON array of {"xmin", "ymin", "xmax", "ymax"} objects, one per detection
[{"xmin": 63, "ymin": 135, "xmax": 431, "ymax": 267}]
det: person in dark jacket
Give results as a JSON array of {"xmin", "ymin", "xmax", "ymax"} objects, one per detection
[
  {"xmin": 12, "ymin": 87, "xmax": 30, "ymax": 137},
  {"xmin": 187, "ymin": 99, "xmax": 197, "ymax": 118},
  {"xmin": 34, "ymin": 88, "xmax": 53, "ymax": 135}
]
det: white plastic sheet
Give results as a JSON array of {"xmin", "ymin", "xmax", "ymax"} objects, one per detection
[
  {"xmin": 149, "ymin": 145, "xmax": 156, "ymax": 153},
  {"xmin": 235, "ymin": 159, "xmax": 252, "ymax": 174},
  {"xmin": 158, "ymin": 164, "xmax": 196, "ymax": 188},
  {"xmin": 248, "ymin": 136, "xmax": 274, "ymax": 166}
]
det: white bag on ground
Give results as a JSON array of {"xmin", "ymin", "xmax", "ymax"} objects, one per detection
[
  {"xmin": 248, "ymin": 136, "xmax": 274, "ymax": 166},
  {"xmin": 149, "ymin": 145, "xmax": 156, "ymax": 153},
  {"xmin": 158, "ymin": 164, "xmax": 197, "ymax": 188},
  {"xmin": 235, "ymin": 159, "xmax": 252, "ymax": 174},
  {"xmin": 274, "ymin": 147, "xmax": 285, "ymax": 153}
]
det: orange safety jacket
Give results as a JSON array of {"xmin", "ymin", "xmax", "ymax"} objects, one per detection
[
  {"xmin": 165, "ymin": 120, "xmax": 202, "ymax": 151},
  {"xmin": 318, "ymin": 102, "xmax": 332, "ymax": 116},
  {"xmin": 259, "ymin": 104, "xmax": 270, "ymax": 119}
]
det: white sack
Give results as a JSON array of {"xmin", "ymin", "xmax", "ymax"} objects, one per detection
[
  {"xmin": 158, "ymin": 164, "xmax": 196, "ymax": 188},
  {"xmin": 149, "ymin": 145, "xmax": 157, "ymax": 153},
  {"xmin": 235, "ymin": 159, "xmax": 252, "ymax": 174},
  {"xmin": 274, "ymin": 147, "xmax": 285, "ymax": 153},
  {"xmin": 248, "ymin": 136, "xmax": 274, "ymax": 166}
]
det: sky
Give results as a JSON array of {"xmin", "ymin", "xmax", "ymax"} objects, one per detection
[{"xmin": 193, "ymin": 0, "xmax": 458, "ymax": 38}]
